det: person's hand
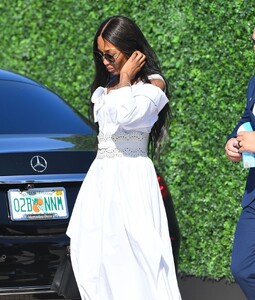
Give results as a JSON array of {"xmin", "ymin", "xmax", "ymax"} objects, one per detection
[
  {"xmin": 225, "ymin": 137, "xmax": 242, "ymax": 162},
  {"xmin": 237, "ymin": 131, "xmax": 255, "ymax": 153},
  {"xmin": 120, "ymin": 51, "xmax": 146, "ymax": 81}
]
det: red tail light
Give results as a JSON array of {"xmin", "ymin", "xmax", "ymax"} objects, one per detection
[{"xmin": 157, "ymin": 175, "xmax": 170, "ymax": 200}]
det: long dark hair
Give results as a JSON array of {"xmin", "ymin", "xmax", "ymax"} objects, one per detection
[{"xmin": 90, "ymin": 16, "xmax": 171, "ymax": 157}]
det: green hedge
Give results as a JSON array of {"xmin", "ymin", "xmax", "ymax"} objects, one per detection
[{"xmin": 1, "ymin": 0, "xmax": 255, "ymax": 280}]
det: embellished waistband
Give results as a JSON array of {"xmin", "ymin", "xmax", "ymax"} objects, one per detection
[{"xmin": 96, "ymin": 131, "xmax": 149, "ymax": 159}]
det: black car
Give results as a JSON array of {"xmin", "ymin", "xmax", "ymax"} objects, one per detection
[{"xmin": 0, "ymin": 69, "xmax": 180, "ymax": 299}]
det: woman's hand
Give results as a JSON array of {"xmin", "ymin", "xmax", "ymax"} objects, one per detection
[
  {"xmin": 237, "ymin": 131, "xmax": 255, "ymax": 153},
  {"xmin": 119, "ymin": 51, "xmax": 146, "ymax": 84},
  {"xmin": 225, "ymin": 138, "xmax": 242, "ymax": 162}
]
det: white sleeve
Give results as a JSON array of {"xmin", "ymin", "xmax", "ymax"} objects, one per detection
[
  {"xmin": 91, "ymin": 87, "xmax": 105, "ymax": 122},
  {"xmin": 108, "ymin": 84, "xmax": 169, "ymax": 130}
]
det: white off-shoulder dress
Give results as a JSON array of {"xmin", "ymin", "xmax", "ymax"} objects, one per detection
[{"xmin": 66, "ymin": 75, "xmax": 182, "ymax": 300}]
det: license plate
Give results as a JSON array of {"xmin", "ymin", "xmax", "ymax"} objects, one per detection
[{"xmin": 8, "ymin": 187, "xmax": 69, "ymax": 221}]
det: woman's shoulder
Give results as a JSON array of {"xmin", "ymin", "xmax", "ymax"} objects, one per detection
[
  {"xmin": 148, "ymin": 74, "xmax": 165, "ymax": 82},
  {"xmin": 147, "ymin": 74, "xmax": 166, "ymax": 92},
  {"xmin": 137, "ymin": 74, "xmax": 165, "ymax": 92}
]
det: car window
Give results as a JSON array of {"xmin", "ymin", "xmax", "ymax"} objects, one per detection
[{"xmin": 0, "ymin": 81, "xmax": 94, "ymax": 134}]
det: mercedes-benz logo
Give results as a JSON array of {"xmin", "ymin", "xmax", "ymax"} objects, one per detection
[{"xmin": 30, "ymin": 155, "xmax": 47, "ymax": 173}]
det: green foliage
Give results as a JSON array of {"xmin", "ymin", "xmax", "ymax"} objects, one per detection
[
  {"xmin": 158, "ymin": 0, "xmax": 255, "ymax": 280},
  {"xmin": 1, "ymin": 0, "xmax": 255, "ymax": 280}
]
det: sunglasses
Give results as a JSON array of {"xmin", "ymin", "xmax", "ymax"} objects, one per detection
[
  {"xmin": 252, "ymin": 37, "xmax": 255, "ymax": 45},
  {"xmin": 94, "ymin": 51, "xmax": 120, "ymax": 63}
]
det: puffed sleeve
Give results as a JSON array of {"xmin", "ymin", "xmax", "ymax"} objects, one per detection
[
  {"xmin": 108, "ymin": 84, "xmax": 169, "ymax": 130},
  {"xmin": 91, "ymin": 87, "xmax": 105, "ymax": 122}
]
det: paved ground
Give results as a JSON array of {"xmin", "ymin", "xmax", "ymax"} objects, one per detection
[
  {"xmin": 0, "ymin": 276, "xmax": 245, "ymax": 300},
  {"xmin": 178, "ymin": 275, "xmax": 246, "ymax": 300}
]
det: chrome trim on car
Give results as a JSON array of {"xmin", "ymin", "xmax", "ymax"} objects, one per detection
[
  {"xmin": 0, "ymin": 173, "xmax": 86, "ymax": 184},
  {"xmin": 0, "ymin": 285, "xmax": 53, "ymax": 295}
]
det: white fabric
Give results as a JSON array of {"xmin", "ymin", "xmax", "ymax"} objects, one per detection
[
  {"xmin": 66, "ymin": 77, "xmax": 182, "ymax": 300},
  {"xmin": 96, "ymin": 131, "xmax": 149, "ymax": 158}
]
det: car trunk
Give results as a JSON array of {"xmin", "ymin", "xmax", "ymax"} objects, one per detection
[{"xmin": 0, "ymin": 134, "xmax": 96, "ymax": 291}]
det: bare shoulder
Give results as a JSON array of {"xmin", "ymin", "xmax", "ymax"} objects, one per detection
[{"xmin": 149, "ymin": 78, "xmax": 165, "ymax": 91}]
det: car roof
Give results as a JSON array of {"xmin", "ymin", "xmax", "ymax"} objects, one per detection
[
  {"xmin": 0, "ymin": 69, "xmax": 96, "ymax": 135},
  {"xmin": 0, "ymin": 69, "xmax": 43, "ymax": 87}
]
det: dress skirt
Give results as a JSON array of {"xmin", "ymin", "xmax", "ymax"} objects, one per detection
[{"xmin": 67, "ymin": 154, "xmax": 181, "ymax": 300}]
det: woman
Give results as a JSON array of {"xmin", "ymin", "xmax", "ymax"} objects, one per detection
[{"xmin": 67, "ymin": 16, "xmax": 181, "ymax": 300}]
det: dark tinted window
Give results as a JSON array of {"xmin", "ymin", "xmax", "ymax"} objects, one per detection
[{"xmin": 0, "ymin": 81, "xmax": 94, "ymax": 134}]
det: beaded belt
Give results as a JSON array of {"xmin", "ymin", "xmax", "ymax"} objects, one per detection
[{"xmin": 96, "ymin": 131, "xmax": 149, "ymax": 159}]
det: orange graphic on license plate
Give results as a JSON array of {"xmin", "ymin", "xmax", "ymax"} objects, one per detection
[{"xmin": 33, "ymin": 198, "xmax": 44, "ymax": 212}]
